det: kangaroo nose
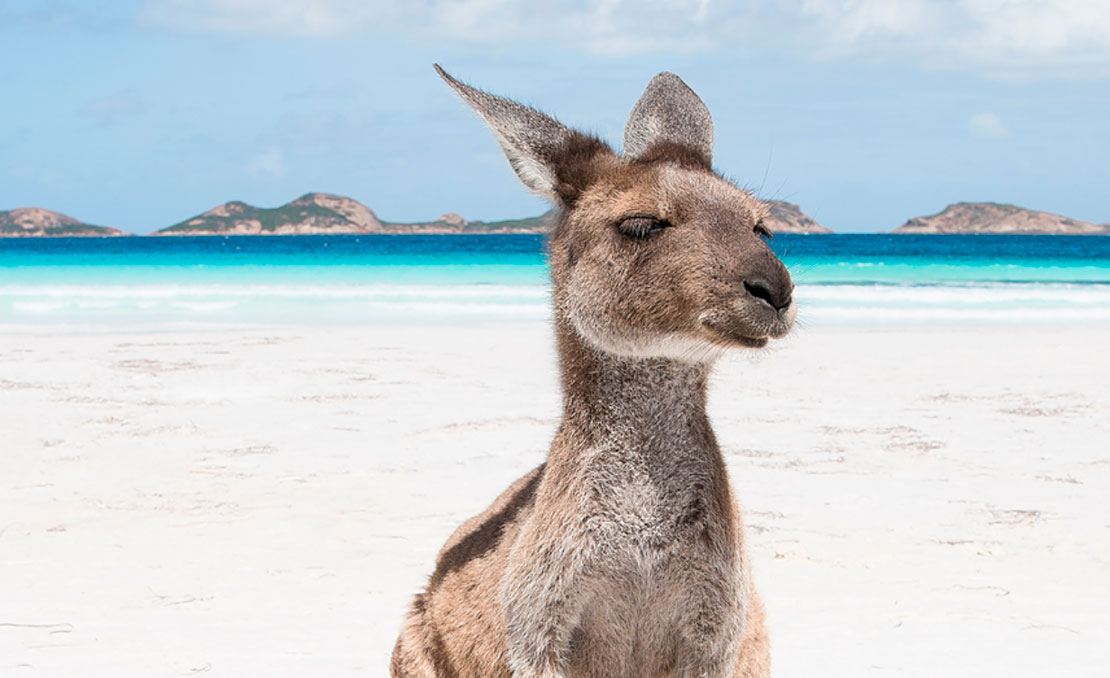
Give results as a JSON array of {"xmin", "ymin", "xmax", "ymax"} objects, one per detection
[{"xmin": 743, "ymin": 279, "xmax": 793, "ymax": 311}]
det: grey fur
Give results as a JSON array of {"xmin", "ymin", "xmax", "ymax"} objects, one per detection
[
  {"xmin": 624, "ymin": 72, "xmax": 714, "ymax": 162},
  {"xmin": 435, "ymin": 64, "xmax": 573, "ymax": 200}
]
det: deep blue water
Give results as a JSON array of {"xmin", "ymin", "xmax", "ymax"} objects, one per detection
[
  {"xmin": 4, "ymin": 233, "xmax": 1110, "ymax": 267},
  {"xmin": 1, "ymin": 234, "xmax": 1108, "ymax": 327}
]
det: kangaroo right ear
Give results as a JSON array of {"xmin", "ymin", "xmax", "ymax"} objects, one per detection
[
  {"xmin": 624, "ymin": 72, "xmax": 713, "ymax": 166},
  {"xmin": 435, "ymin": 64, "xmax": 610, "ymax": 205}
]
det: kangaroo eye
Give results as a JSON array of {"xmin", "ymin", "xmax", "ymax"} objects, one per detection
[
  {"xmin": 753, "ymin": 222, "xmax": 773, "ymax": 240},
  {"xmin": 618, "ymin": 216, "xmax": 668, "ymax": 239}
]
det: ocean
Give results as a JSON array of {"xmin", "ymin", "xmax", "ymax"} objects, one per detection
[{"xmin": 1, "ymin": 234, "xmax": 1109, "ymax": 329}]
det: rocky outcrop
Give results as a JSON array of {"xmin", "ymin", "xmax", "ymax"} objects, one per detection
[
  {"xmin": 764, "ymin": 201, "xmax": 831, "ymax": 234},
  {"xmin": 154, "ymin": 193, "xmax": 383, "ymax": 235},
  {"xmin": 893, "ymin": 203, "xmax": 1109, "ymax": 235},
  {"xmin": 437, "ymin": 212, "xmax": 467, "ymax": 227},
  {"xmin": 0, "ymin": 208, "xmax": 127, "ymax": 237},
  {"xmin": 380, "ymin": 212, "xmax": 551, "ymax": 234}
]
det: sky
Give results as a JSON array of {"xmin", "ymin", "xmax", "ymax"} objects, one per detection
[{"xmin": 1, "ymin": 0, "xmax": 1108, "ymax": 234}]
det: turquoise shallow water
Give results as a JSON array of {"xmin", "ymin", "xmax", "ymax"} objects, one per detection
[{"xmin": 1, "ymin": 234, "xmax": 1108, "ymax": 328}]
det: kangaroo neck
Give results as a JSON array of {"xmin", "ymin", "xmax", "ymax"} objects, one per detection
[{"xmin": 553, "ymin": 317, "xmax": 713, "ymax": 450}]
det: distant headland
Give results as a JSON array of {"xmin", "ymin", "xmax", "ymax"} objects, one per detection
[
  {"xmin": 0, "ymin": 208, "xmax": 128, "ymax": 237},
  {"xmin": 892, "ymin": 202, "xmax": 1110, "ymax": 235},
  {"xmin": 2, "ymin": 194, "xmax": 1106, "ymax": 237}
]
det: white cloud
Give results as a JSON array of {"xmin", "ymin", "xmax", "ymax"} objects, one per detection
[
  {"xmin": 138, "ymin": 0, "xmax": 1110, "ymax": 77},
  {"xmin": 800, "ymin": 0, "xmax": 1110, "ymax": 77},
  {"xmin": 243, "ymin": 147, "xmax": 286, "ymax": 178},
  {"xmin": 800, "ymin": 0, "xmax": 939, "ymax": 46},
  {"xmin": 140, "ymin": 0, "xmax": 374, "ymax": 37},
  {"xmin": 969, "ymin": 112, "xmax": 1010, "ymax": 139},
  {"xmin": 140, "ymin": 0, "xmax": 744, "ymax": 54}
]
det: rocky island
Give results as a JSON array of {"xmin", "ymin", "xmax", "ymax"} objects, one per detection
[
  {"xmin": 153, "ymin": 194, "xmax": 552, "ymax": 236},
  {"xmin": 380, "ymin": 211, "xmax": 551, "ymax": 234},
  {"xmin": 893, "ymin": 202, "xmax": 1109, "ymax": 235},
  {"xmin": 0, "ymin": 208, "xmax": 127, "ymax": 237},
  {"xmin": 764, "ymin": 201, "xmax": 832, "ymax": 234},
  {"xmin": 155, "ymin": 193, "xmax": 384, "ymax": 235}
]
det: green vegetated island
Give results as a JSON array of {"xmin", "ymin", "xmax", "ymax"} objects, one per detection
[{"xmin": 2, "ymin": 193, "xmax": 1107, "ymax": 237}]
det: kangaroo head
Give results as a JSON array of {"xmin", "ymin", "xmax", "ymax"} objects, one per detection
[{"xmin": 437, "ymin": 66, "xmax": 795, "ymax": 361}]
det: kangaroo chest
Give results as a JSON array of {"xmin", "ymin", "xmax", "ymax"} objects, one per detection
[
  {"xmin": 565, "ymin": 439, "xmax": 743, "ymax": 676},
  {"xmin": 581, "ymin": 433, "xmax": 718, "ymax": 560}
]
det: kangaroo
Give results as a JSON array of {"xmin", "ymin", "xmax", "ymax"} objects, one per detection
[{"xmin": 390, "ymin": 66, "xmax": 795, "ymax": 678}]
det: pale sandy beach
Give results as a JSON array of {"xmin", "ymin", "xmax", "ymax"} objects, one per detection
[{"xmin": 2, "ymin": 322, "xmax": 1108, "ymax": 676}]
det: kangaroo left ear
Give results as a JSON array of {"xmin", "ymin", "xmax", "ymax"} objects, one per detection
[
  {"xmin": 436, "ymin": 64, "xmax": 612, "ymax": 205},
  {"xmin": 623, "ymin": 72, "xmax": 713, "ymax": 166}
]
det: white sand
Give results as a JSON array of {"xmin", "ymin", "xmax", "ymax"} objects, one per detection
[{"xmin": 1, "ymin": 323, "xmax": 1108, "ymax": 676}]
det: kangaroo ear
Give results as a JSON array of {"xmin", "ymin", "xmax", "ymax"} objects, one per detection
[
  {"xmin": 436, "ymin": 64, "xmax": 609, "ymax": 204},
  {"xmin": 623, "ymin": 72, "xmax": 713, "ymax": 165}
]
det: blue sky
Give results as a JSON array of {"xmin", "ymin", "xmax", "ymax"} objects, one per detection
[{"xmin": 2, "ymin": 0, "xmax": 1108, "ymax": 233}]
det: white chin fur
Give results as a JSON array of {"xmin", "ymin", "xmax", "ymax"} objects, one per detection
[{"xmin": 569, "ymin": 315, "xmax": 726, "ymax": 364}]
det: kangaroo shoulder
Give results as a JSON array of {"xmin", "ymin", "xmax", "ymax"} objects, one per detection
[{"xmin": 428, "ymin": 464, "xmax": 545, "ymax": 590}]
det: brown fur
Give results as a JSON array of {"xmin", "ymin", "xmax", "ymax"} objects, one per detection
[{"xmin": 391, "ymin": 68, "xmax": 795, "ymax": 678}]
